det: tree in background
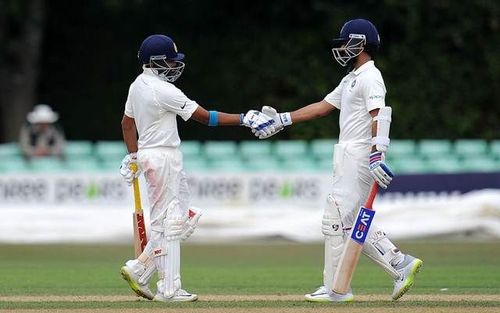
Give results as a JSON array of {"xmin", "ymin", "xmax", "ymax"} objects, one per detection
[{"xmin": 0, "ymin": 0, "xmax": 498, "ymax": 142}]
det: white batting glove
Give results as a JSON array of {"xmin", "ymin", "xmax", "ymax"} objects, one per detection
[
  {"xmin": 180, "ymin": 207, "xmax": 203, "ymax": 241},
  {"xmin": 242, "ymin": 109, "xmax": 277, "ymax": 138},
  {"xmin": 119, "ymin": 153, "xmax": 140, "ymax": 185},
  {"xmin": 369, "ymin": 151, "xmax": 394, "ymax": 189},
  {"xmin": 253, "ymin": 106, "xmax": 292, "ymax": 139},
  {"xmin": 241, "ymin": 110, "xmax": 261, "ymax": 128}
]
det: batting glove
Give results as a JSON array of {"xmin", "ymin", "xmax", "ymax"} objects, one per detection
[
  {"xmin": 242, "ymin": 109, "xmax": 277, "ymax": 138},
  {"xmin": 120, "ymin": 153, "xmax": 140, "ymax": 186},
  {"xmin": 241, "ymin": 110, "xmax": 263, "ymax": 128},
  {"xmin": 241, "ymin": 110, "xmax": 274, "ymax": 129},
  {"xmin": 253, "ymin": 106, "xmax": 292, "ymax": 139},
  {"xmin": 369, "ymin": 151, "xmax": 394, "ymax": 189},
  {"xmin": 180, "ymin": 208, "xmax": 203, "ymax": 241}
]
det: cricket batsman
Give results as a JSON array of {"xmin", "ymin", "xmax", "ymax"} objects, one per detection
[
  {"xmin": 118, "ymin": 34, "xmax": 272, "ymax": 302},
  {"xmin": 252, "ymin": 19, "xmax": 423, "ymax": 302}
]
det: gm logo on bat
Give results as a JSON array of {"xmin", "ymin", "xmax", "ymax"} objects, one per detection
[{"xmin": 351, "ymin": 207, "xmax": 376, "ymax": 244}]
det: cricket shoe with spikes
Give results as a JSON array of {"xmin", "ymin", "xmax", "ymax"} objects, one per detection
[
  {"xmin": 120, "ymin": 262, "xmax": 154, "ymax": 300},
  {"xmin": 392, "ymin": 254, "xmax": 423, "ymax": 300},
  {"xmin": 153, "ymin": 289, "xmax": 198, "ymax": 302},
  {"xmin": 304, "ymin": 285, "xmax": 354, "ymax": 302}
]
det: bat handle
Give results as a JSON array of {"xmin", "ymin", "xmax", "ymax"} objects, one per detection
[
  {"xmin": 129, "ymin": 163, "xmax": 138, "ymax": 173},
  {"xmin": 364, "ymin": 183, "xmax": 379, "ymax": 209},
  {"xmin": 128, "ymin": 163, "xmax": 142, "ymax": 212}
]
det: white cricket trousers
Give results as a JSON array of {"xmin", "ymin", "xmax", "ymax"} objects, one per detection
[
  {"xmin": 137, "ymin": 146, "xmax": 190, "ymax": 297},
  {"xmin": 327, "ymin": 142, "xmax": 403, "ymax": 281},
  {"xmin": 331, "ymin": 142, "xmax": 373, "ymax": 228},
  {"xmin": 137, "ymin": 147, "xmax": 190, "ymax": 226}
]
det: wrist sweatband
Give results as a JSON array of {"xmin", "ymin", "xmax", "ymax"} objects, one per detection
[
  {"xmin": 208, "ymin": 110, "xmax": 219, "ymax": 126},
  {"xmin": 280, "ymin": 112, "xmax": 292, "ymax": 126}
]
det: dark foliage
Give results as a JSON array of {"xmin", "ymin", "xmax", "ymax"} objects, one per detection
[{"xmin": 4, "ymin": 0, "xmax": 499, "ymax": 141}]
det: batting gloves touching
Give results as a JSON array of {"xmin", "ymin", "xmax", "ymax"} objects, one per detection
[
  {"xmin": 120, "ymin": 153, "xmax": 141, "ymax": 185},
  {"xmin": 369, "ymin": 151, "xmax": 394, "ymax": 189},
  {"xmin": 253, "ymin": 106, "xmax": 292, "ymax": 139},
  {"xmin": 241, "ymin": 110, "xmax": 276, "ymax": 138}
]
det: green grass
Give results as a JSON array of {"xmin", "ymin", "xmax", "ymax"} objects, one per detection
[
  {"xmin": 0, "ymin": 241, "xmax": 499, "ymax": 310},
  {"xmin": 1, "ymin": 300, "xmax": 499, "ymax": 310}
]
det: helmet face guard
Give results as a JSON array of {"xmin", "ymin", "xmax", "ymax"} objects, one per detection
[
  {"xmin": 331, "ymin": 34, "xmax": 366, "ymax": 67},
  {"xmin": 149, "ymin": 55, "xmax": 185, "ymax": 82}
]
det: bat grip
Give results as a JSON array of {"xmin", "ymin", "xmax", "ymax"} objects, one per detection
[
  {"xmin": 129, "ymin": 163, "xmax": 142, "ymax": 212},
  {"xmin": 364, "ymin": 183, "xmax": 379, "ymax": 209},
  {"xmin": 129, "ymin": 163, "xmax": 138, "ymax": 173}
]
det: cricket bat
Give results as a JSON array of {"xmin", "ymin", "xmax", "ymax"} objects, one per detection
[
  {"xmin": 129, "ymin": 163, "xmax": 147, "ymax": 258},
  {"xmin": 332, "ymin": 183, "xmax": 379, "ymax": 294}
]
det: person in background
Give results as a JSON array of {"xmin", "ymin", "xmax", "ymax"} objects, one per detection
[{"xmin": 19, "ymin": 104, "xmax": 65, "ymax": 160}]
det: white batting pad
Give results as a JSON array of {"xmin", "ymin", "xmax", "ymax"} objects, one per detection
[
  {"xmin": 135, "ymin": 243, "xmax": 156, "ymax": 285},
  {"xmin": 163, "ymin": 239, "xmax": 181, "ymax": 298},
  {"xmin": 362, "ymin": 224, "xmax": 403, "ymax": 280},
  {"xmin": 322, "ymin": 195, "xmax": 346, "ymax": 290}
]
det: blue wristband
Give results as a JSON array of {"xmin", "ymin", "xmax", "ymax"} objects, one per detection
[{"xmin": 208, "ymin": 110, "xmax": 219, "ymax": 126}]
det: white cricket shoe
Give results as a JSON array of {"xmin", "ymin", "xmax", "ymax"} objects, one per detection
[
  {"xmin": 392, "ymin": 254, "xmax": 423, "ymax": 300},
  {"xmin": 153, "ymin": 289, "xmax": 198, "ymax": 302},
  {"xmin": 304, "ymin": 285, "xmax": 354, "ymax": 302},
  {"xmin": 120, "ymin": 264, "xmax": 154, "ymax": 300}
]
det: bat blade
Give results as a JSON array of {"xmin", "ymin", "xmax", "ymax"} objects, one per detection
[
  {"xmin": 133, "ymin": 212, "xmax": 147, "ymax": 258},
  {"xmin": 130, "ymin": 163, "xmax": 148, "ymax": 258},
  {"xmin": 332, "ymin": 239, "xmax": 363, "ymax": 294},
  {"xmin": 332, "ymin": 184, "xmax": 379, "ymax": 294}
]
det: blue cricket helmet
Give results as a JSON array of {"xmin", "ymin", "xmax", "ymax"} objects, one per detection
[
  {"xmin": 332, "ymin": 19, "xmax": 380, "ymax": 48},
  {"xmin": 138, "ymin": 34, "xmax": 185, "ymax": 64},
  {"xmin": 331, "ymin": 19, "xmax": 380, "ymax": 67},
  {"xmin": 137, "ymin": 34, "xmax": 186, "ymax": 82}
]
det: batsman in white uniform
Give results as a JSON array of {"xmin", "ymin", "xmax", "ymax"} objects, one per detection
[
  {"xmin": 252, "ymin": 19, "xmax": 423, "ymax": 302},
  {"xmin": 118, "ymin": 34, "xmax": 272, "ymax": 302}
]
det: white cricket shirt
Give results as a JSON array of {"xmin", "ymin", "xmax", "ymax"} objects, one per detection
[
  {"xmin": 124, "ymin": 67, "xmax": 198, "ymax": 149},
  {"xmin": 324, "ymin": 60, "xmax": 386, "ymax": 144}
]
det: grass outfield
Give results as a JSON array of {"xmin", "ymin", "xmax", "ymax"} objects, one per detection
[{"xmin": 0, "ymin": 241, "xmax": 499, "ymax": 311}]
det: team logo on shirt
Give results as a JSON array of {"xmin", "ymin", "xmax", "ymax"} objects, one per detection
[{"xmin": 351, "ymin": 79, "xmax": 357, "ymax": 88}]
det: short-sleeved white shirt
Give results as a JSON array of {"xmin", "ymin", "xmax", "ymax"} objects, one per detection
[
  {"xmin": 124, "ymin": 67, "xmax": 198, "ymax": 149},
  {"xmin": 324, "ymin": 61, "xmax": 386, "ymax": 144}
]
